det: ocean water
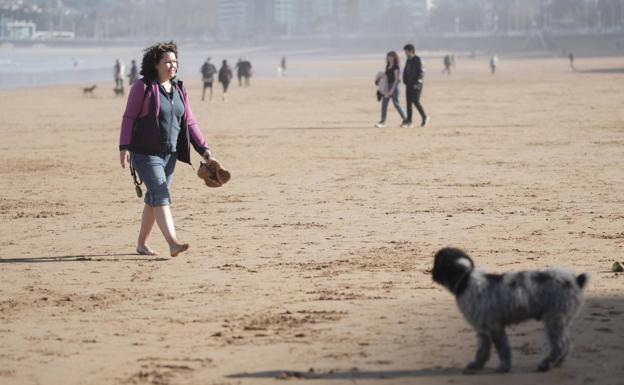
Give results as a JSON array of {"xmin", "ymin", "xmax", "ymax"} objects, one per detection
[
  {"xmin": 0, "ymin": 43, "xmax": 350, "ymax": 90},
  {"xmin": 0, "ymin": 45, "xmax": 137, "ymax": 89}
]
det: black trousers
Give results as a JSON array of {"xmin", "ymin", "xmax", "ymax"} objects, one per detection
[{"xmin": 405, "ymin": 83, "xmax": 426, "ymax": 123}]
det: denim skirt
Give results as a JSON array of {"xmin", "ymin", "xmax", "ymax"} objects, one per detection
[{"xmin": 131, "ymin": 152, "xmax": 177, "ymax": 206}]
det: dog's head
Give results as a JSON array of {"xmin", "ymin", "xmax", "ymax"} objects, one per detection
[{"xmin": 432, "ymin": 247, "xmax": 475, "ymax": 295}]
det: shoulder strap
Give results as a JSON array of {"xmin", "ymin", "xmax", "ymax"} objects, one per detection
[
  {"xmin": 128, "ymin": 78, "xmax": 150, "ymax": 198},
  {"xmin": 140, "ymin": 78, "xmax": 150, "ymax": 98}
]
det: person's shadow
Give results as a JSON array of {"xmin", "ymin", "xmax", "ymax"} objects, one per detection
[
  {"xmin": 0, "ymin": 254, "xmax": 168, "ymax": 264},
  {"xmin": 226, "ymin": 367, "xmax": 482, "ymax": 380},
  {"xmin": 226, "ymin": 366, "xmax": 546, "ymax": 380}
]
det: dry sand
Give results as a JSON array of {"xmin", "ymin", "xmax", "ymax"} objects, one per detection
[{"xmin": 1, "ymin": 55, "xmax": 623, "ymax": 385}]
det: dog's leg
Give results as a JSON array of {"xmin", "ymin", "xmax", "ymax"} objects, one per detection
[
  {"xmin": 464, "ymin": 332, "xmax": 491, "ymax": 373},
  {"xmin": 490, "ymin": 327, "xmax": 511, "ymax": 372},
  {"xmin": 552, "ymin": 332, "xmax": 570, "ymax": 368},
  {"xmin": 538, "ymin": 317, "xmax": 569, "ymax": 372}
]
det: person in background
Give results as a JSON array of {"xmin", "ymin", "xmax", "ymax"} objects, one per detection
[
  {"xmin": 235, "ymin": 58, "xmax": 243, "ymax": 87},
  {"xmin": 375, "ymin": 51, "xmax": 407, "ymax": 128},
  {"xmin": 218, "ymin": 59, "xmax": 233, "ymax": 102},
  {"xmin": 442, "ymin": 54, "xmax": 452, "ymax": 76},
  {"xmin": 200, "ymin": 57, "xmax": 217, "ymax": 101},
  {"xmin": 241, "ymin": 59, "xmax": 252, "ymax": 87},
  {"xmin": 402, "ymin": 44, "xmax": 429, "ymax": 128},
  {"xmin": 114, "ymin": 59, "xmax": 125, "ymax": 91},
  {"xmin": 118, "ymin": 41, "xmax": 215, "ymax": 258},
  {"xmin": 128, "ymin": 59, "xmax": 139, "ymax": 85},
  {"xmin": 490, "ymin": 54, "xmax": 498, "ymax": 75},
  {"xmin": 279, "ymin": 56, "xmax": 287, "ymax": 76},
  {"xmin": 568, "ymin": 52, "xmax": 575, "ymax": 71}
]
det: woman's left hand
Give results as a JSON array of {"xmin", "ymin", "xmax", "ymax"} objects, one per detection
[{"xmin": 202, "ymin": 150, "xmax": 212, "ymax": 163}]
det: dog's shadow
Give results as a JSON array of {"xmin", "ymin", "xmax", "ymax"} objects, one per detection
[{"xmin": 0, "ymin": 254, "xmax": 168, "ymax": 264}]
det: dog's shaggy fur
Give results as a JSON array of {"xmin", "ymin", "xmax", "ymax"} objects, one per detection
[{"xmin": 432, "ymin": 247, "xmax": 588, "ymax": 373}]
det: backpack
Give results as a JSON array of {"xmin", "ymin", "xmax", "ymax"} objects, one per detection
[{"xmin": 201, "ymin": 63, "xmax": 216, "ymax": 78}]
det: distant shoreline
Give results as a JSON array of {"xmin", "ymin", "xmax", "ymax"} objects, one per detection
[
  {"xmin": 2, "ymin": 31, "xmax": 623, "ymax": 55},
  {"xmin": 1, "ymin": 34, "xmax": 622, "ymax": 91}
]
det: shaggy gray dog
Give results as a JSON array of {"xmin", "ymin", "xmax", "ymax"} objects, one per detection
[{"xmin": 432, "ymin": 247, "xmax": 589, "ymax": 373}]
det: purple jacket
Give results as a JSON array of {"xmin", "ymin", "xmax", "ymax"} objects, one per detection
[{"xmin": 119, "ymin": 78, "xmax": 209, "ymax": 165}]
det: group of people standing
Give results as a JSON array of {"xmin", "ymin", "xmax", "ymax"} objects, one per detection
[
  {"xmin": 375, "ymin": 44, "xmax": 429, "ymax": 129},
  {"xmin": 113, "ymin": 59, "xmax": 139, "ymax": 95},
  {"xmin": 200, "ymin": 57, "xmax": 253, "ymax": 102}
]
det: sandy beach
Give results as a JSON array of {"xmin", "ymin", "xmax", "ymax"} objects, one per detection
[{"xmin": 1, "ymin": 55, "xmax": 623, "ymax": 385}]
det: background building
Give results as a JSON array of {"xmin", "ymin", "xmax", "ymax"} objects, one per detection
[
  {"xmin": 0, "ymin": 0, "xmax": 622, "ymax": 40},
  {"xmin": 0, "ymin": 20, "xmax": 36, "ymax": 39}
]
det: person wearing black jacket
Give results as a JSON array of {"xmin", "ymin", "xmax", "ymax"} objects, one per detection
[
  {"xmin": 218, "ymin": 59, "xmax": 233, "ymax": 101},
  {"xmin": 402, "ymin": 44, "xmax": 429, "ymax": 128}
]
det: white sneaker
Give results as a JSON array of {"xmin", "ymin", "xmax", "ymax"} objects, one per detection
[
  {"xmin": 400, "ymin": 121, "xmax": 411, "ymax": 128},
  {"xmin": 421, "ymin": 116, "xmax": 430, "ymax": 127},
  {"xmin": 375, "ymin": 122, "xmax": 385, "ymax": 128}
]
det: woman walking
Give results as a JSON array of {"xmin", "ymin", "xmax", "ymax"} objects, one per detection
[
  {"xmin": 375, "ymin": 51, "xmax": 407, "ymax": 128},
  {"xmin": 119, "ymin": 41, "xmax": 214, "ymax": 257}
]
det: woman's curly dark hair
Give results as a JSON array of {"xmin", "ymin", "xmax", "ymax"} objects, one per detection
[{"xmin": 140, "ymin": 41, "xmax": 178, "ymax": 81}]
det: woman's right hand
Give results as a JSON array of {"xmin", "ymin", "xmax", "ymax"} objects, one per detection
[{"xmin": 120, "ymin": 150, "xmax": 130, "ymax": 168}]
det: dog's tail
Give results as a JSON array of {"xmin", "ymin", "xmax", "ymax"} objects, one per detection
[{"xmin": 576, "ymin": 273, "xmax": 590, "ymax": 289}]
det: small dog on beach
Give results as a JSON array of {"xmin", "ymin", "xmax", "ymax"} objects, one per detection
[
  {"xmin": 432, "ymin": 247, "xmax": 588, "ymax": 373},
  {"xmin": 82, "ymin": 84, "xmax": 96, "ymax": 95}
]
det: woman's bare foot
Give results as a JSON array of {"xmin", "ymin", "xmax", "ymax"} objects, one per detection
[
  {"xmin": 170, "ymin": 243, "xmax": 189, "ymax": 257},
  {"xmin": 136, "ymin": 244, "xmax": 159, "ymax": 256}
]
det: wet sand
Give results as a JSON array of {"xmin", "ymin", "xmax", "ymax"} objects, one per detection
[{"xmin": 1, "ymin": 55, "xmax": 623, "ymax": 385}]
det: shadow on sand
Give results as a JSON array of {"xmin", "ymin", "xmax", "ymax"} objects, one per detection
[
  {"xmin": 227, "ymin": 367, "xmax": 465, "ymax": 380},
  {"xmin": 282, "ymin": 126, "xmax": 377, "ymax": 130},
  {"xmin": 580, "ymin": 67, "xmax": 624, "ymax": 74},
  {"xmin": 268, "ymin": 123, "xmax": 379, "ymax": 131},
  {"xmin": 227, "ymin": 296, "xmax": 624, "ymax": 382},
  {"xmin": 0, "ymin": 254, "xmax": 168, "ymax": 264}
]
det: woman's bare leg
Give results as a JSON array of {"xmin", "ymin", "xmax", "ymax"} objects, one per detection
[
  {"xmin": 137, "ymin": 204, "xmax": 158, "ymax": 256},
  {"xmin": 153, "ymin": 205, "xmax": 189, "ymax": 257}
]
